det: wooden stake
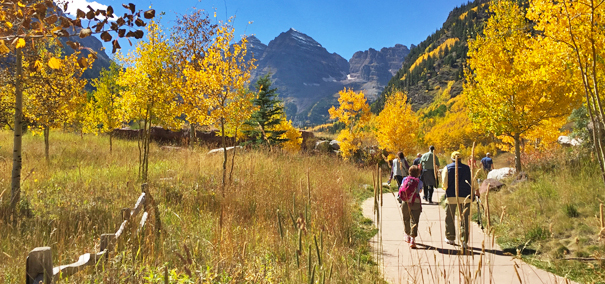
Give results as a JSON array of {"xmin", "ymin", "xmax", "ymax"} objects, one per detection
[
  {"xmin": 486, "ymin": 184, "xmax": 491, "ymax": 235},
  {"xmin": 455, "ymin": 155, "xmax": 461, "ymax": 245},
  {"xmin": 307, "ymin": 168, "xmax": 311, "ymax": 205},
  {"xmin": 471, "ymin": 141, "xmax": 476, "ymax": 191},
  {"xmin": 379, "ymin": 167, "xmax": 383, "ymax": 206},
  {"xmin": 599, "ymin": 203, "xmax": 605, "ymax": 229},
  {"xmin": 373, "ymin": 169, "xmax": 377, "ymax": 213}
]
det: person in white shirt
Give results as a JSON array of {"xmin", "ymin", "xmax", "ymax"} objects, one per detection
[{"xmin": 388, "ymin": 152, "xmax": 409, "ymax": 188}]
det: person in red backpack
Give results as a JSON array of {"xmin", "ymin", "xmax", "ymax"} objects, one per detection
[{"xmin": 398, "ymin": 165, "xmax": 423, "ymax": 248}]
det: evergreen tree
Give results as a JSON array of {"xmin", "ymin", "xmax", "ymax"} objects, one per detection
[{"xmin": 244, "ymin": 74, "xmax": 287, "ymax": 145}]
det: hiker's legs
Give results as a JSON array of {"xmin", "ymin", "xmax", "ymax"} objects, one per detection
[
  {"xmin": 423, "ymin": 184, "xmax": 429, "ymax": 201},
  {"xmin": 460, "ymin": 203, "xmax": 471, "ymax": 243},
  {"xmin": 427, "ymin": 185, "xmax": 434, "ymax": 203},
  {"xmin": 401, "ymin": 203, "xmax": 412, "ymax": 236},
  {"xmin": 410, "ymin": 202, "xmax": 422, "ymax": 237},
  {"xmin": 445, "ymin": 203, "xmax": 457, "ymax": 241},
  {"xmin": 395, "ymin": 175, "xmax": 403, "ymax": 189}
]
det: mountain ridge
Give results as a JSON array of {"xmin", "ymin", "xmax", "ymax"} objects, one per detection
[
  {"xmin": 246, "ymin": 29, "xmax": 409, "ymax": 125},
  {"xmin": 372, "ymin": 0, "xmax": 491, "ymax": 115}
]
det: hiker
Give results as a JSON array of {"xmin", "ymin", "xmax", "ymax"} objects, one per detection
[
  {"xmin": 399, "ymin": 165, "xmax": 423, "ymax": 249},
  {"xmin": 413, "ymin": 153, "xmax": 422, "ymax": 167},
  {"xmin": 481, "ymin": 152, "xmax": 494, "ymax": 173},
  {"xmin": 388, "ymin": 152, "xmax": 409, "ymax": 188},
  {"xmin": 441, "ymin": 151, "xmax": 473, "ymax": 250},
  {"xmin": 420, "ymin": 146, "xmax": 440, "ymax": 204}
]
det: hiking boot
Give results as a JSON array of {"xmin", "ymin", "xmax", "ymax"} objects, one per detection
[
  {"xmin": 410, "ymin": 237, "xmax": 417, "ymax": 249},
  {"xmin": 404, "ymin": 234, "xmax": 411, "ymax": 243},
  {"xmin": 446, "ymin": 239, "xmax": 456, "ymax": 246},
  {"xmin": 462, "ymin": 242, "xmax": 469, "ymax": 251}
]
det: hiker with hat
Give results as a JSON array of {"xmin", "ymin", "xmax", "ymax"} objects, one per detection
[
  {"xmin": 441, "ymin": 151, "xmax": 473, "ymax": 250},
  {"xmin": 420, "ymin": 146, "xmax": 440, "ymax": 204}
]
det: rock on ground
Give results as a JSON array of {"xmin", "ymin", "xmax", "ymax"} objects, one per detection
[
  {"xmin": 487, "ymin": 167, "xmax": 516, "ymax": 180},
  {"xmin": 207, "ymin": 146, "xmax": 243, "ymax": 155}
]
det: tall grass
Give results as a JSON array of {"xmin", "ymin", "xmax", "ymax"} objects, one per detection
[
  {"xmin": 0, "ymin": 131, "xmax": 382, "ymax": 283},
  {"xmin": 489, "ymin": 147, "xmax": 605, "ymax": 283}
]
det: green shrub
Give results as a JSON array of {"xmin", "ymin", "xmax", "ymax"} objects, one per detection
[{"xmin": 564, "ymin": 203, "xmax": 579, "ymax": 218}]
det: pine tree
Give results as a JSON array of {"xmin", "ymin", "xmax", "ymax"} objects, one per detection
[{"xmin": 244, "ymin": 74, "xmax": 287, "ymax": 145}]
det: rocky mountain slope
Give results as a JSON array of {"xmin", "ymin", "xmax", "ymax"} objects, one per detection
[
  {"xmin": 246, "ymin": 28, "xmax": 409, "ymax": 125},
  {"xmin": 372, "ymin": 0, "xmax": 490, "ymax": 116}
]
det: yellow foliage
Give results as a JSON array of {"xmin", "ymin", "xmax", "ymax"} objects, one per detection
[
  {"xmin": 374, "ymin": 91, "xmax": 419, "ymax": 155},
  {"xmin": 424, "ymin": 92, "xmax": 482, "ymax": 153},
  {"xmin": 47, "ymin": 57, "xmax": 62, "ymax": 70},
  {"xmin": 24, "ymin": 41, "xmax": 89, "ymax": 132},
  {"xmin": 194, "ymin": 21, "xmax": 256, "ymax": 135},
  {"xmin": 276, "ymin": 118, "xmax": 302, "ymax": 152},
  {"xmin": 336, "ymin": 128, "xmax": 358, "ymax": 159},
  {"xmin": 307, "ymin": 123, "xmax": 334, "ymax": 132},
  {"xmin": 15, "ymin": 38, "xmax": 25, "ymax": 49},
  {"xmin": 329, "ymin": 88, "xmax": 371, "ymax": 159},
  {"xmin": 0, "ymin": 41, "xmax": 9, "ymax": 54},
  {"xmin": 465, "ymin": 0, "xmax": 580, "ymax": 170},
  {"xmin": 409, "ymin": 38, "xmax": 459, "ymax": 73},
  {"xmin": 459, "ymin": 6, "xmax": 479, "ymax": 20},
  {"xmin": 117, "ymin": 20, "xmax": 181, "ymax": 130},
  {"xmin": 84, "ymin": 62, "xmax": 124, "ymax": 137},
  {"xmin": 328, "ymin": 88, "xmax": 371, "ymax": 127},
  {"xmin": 496, "ymin": 117, "xmax": 567, "ymax": 153},
  {"xmin": 418, "ymin": 80, "xmax": 455, "ymax": 118}
]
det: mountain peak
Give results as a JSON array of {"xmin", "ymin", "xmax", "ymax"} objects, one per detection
[{"xmin": 278, "ymin": 28, "xmax": 322, "ymax": 48}]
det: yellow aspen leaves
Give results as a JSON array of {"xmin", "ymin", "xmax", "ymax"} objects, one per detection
[
  {"xmin": 278, "ymin": 118, "xmax": 303, "ymax": 152},
  {"xmin": 15, "ymin": 38, "xmax": 25, "ymax": 49},
  {"xmin": 374, "ymin": 91, "xmax": 419, "ymax": 155},
  {"xmin": 329, "ymin": 88, "xmax": 371, "ymax": 159},
  {"xmin": 328, "ymin": 88, "xmax": 371, "ymax": 127},
  {"xmin": 0, "ymin": 41, "xmax": 9, "ymax": 54},
  {"xmin": 47, "ymin": 57, "xmax": 62, "ymax": 70},
  {"xmin": 465, "ymin": 0, "xmax": 580, "ymax": 171}
]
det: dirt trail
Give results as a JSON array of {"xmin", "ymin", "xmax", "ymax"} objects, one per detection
[{"xmin": 362, "ymin": 188, "xmax": 577, "ymax": 284}]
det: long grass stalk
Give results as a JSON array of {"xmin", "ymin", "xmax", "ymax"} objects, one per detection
[
  {"xmin": 277, "ymin": 209, "xmax": 284, "ymax": 239},
  {"xmin": 314, "ymin": 234, "xmax": 321, "ymax": 267},
  {"xmin": 308, "ymin": 244, "xmax": 312, "ymax": 280}
]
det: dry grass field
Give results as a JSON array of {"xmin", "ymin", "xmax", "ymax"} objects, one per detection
[{"xmin": 0, "ymin": 131, "xmax": 382, "ymax": 283}]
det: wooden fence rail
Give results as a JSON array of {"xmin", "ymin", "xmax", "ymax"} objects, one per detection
[{"xmin": 26, "ymin": 184, "xmax": 156, "ymax": 284}]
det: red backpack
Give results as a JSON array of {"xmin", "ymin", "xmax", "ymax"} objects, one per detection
[{"xmin": 398, "ymin": 176, "xmax": 420, "ymax": 204}]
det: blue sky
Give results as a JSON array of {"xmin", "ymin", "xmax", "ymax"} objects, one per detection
[{"xmin": 69, "ymin": 0, "xmax": 470, "ymax": 59}]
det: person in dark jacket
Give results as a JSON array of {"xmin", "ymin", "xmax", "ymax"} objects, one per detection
[{"xmin": 441, "ymin": 151, "xmax": 473, "ymax": 250}]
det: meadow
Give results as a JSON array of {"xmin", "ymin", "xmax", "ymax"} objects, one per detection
[
  {"xmin": 0, "ymin": 131, "xmax": 383, "ymax": 283},
  {"xmin": 488, "ymin": 148, "xmax": 605, "ymax": 283}
]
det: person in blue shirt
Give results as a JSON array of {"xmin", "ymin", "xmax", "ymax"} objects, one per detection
[
  {"xmin": 480, "ymin": 153, "xmax": 494, "ymax": 173},
  {"xmin": 413, "ymin": 153, "xmax": 422, "ymax": 166}
]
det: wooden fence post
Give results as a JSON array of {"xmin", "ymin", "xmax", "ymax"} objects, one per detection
[
  {"xmin": 26, "ymin": 247, "xmax": 53, "ymax": 284},
  {"xmin": 100, "ymin": 233, "xmax": 116, "ymax": 261},
  {"xmin": 121, "ymin": 208, "xmax": 132, "ymax": 221}
]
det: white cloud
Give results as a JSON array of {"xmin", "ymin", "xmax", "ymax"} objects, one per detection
[{"xmin": 63, "ymin": 0, "xmax": 109, "ymax": 18}]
